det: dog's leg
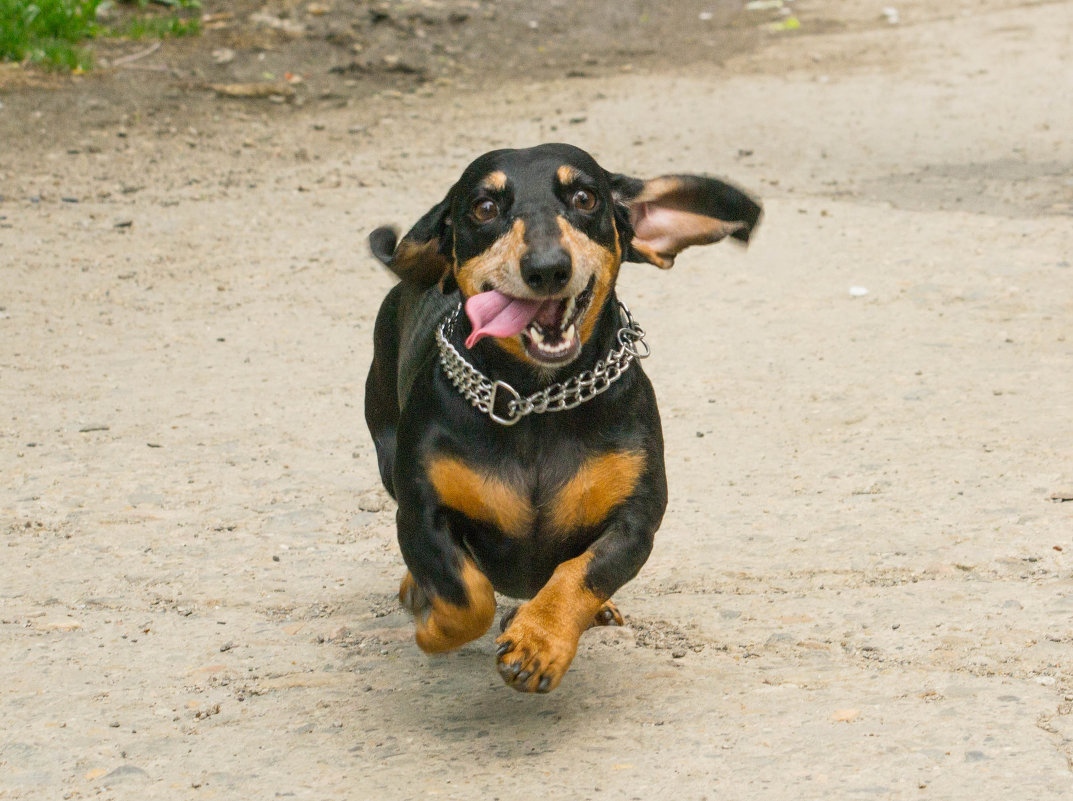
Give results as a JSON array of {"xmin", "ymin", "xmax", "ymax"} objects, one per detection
[
  {"xmin": 495, "ymin": 515, "xmax": 655, "ymax": 693},
  {"xmin": 395, "ymin": 477, "xmax": 497, "ymax": 653},
  {"xmin": 499, "ymin": 599, "xmax": 622, "ymax": 632},
  {"xmin": 398, "ymin": 561, "xmax": 495, "ymax": 653}
]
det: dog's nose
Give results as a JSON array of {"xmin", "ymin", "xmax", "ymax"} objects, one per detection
[{"xmin": 520, "ymin": 248, "xmax": 572, "ymax": 294}]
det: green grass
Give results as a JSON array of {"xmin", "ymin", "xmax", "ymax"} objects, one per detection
[
  {"xmin": 106, "ymin": 10, "xmax": 198, "ymax": 41},
  {"xmin": 0, "ymin": 0, "xmax": 200, "ymax": 71},
  {"xmin": 0, "ymin": 0, "xmax": 102, "ymax": 71}
]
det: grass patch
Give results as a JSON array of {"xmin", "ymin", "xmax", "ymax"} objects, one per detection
[
  {"xmin": 0, "ymin": 0, "xmax": 102, "ymax": 71},
  {"xmin": 0, "ymin": 0, "xmax": 200, "ymax": 70},
  {"xmin": 106, "ymin": 10, "xmax": 198, "ymax": 40}
]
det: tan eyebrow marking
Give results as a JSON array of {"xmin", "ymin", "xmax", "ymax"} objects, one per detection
[
  {"xmin": 557, "ymin": 165, "xmax": 580, "ymax": 185},
  {"xmin": 480, "ymin": 170, "xmax": 508, "ymax": 191}
]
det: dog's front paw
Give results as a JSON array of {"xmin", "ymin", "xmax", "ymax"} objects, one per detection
[
  {"xmin": 399, "ymin": 567, "xmax": 496, "ymax": 654},
  {"xmin": 495, "ymin": 606, "xmax": 582, "ymax": 693}
]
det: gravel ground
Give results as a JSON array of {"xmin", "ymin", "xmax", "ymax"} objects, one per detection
[{"xmin": 2, "ymin": 2, "xmax": 1072, "ymax": 799}]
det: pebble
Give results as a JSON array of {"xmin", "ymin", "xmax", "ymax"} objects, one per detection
[
  {"xmin": 103, "ymin": 765, "xmax": 149, "ymax": 783},
  {"xmin": 357, "ymin": 492, "xmax": 389, "ymax": 513}
]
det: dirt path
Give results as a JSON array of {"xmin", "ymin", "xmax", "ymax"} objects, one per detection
[{"xmin": 2, "ymin": 2, "xmax": 1072, "ymax": 799}]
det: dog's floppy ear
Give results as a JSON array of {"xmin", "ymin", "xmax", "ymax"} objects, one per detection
[
  {"xmin": 610, "ymin": 173, "xmax": 762, "ymax": 269},
  {"xmin": 369, "ymin": 191, "xmax": 458, "ymax": 292}
]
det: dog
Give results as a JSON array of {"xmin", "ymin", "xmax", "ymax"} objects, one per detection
[{"xmin": 365, "ymin": 143, "xmax": 761, "ymax": 693}]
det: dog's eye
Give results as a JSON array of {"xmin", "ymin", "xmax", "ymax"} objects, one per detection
[
  {"xmin": 571, "ymin": 190, "xmax": 597, "ymax": 212},
  {"xmin": 471, "ymin": 199, "xmax": 499, "ymax": 223}
]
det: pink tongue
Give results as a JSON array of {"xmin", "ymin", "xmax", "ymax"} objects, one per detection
[{"xmin": 464, "ymin": 291, "xmax": 542, "ymax": 349}]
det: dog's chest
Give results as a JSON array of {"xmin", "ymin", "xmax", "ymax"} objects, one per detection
[{"xmin": 426, "ymin": 447, "xmax": 644, "ymax": 539}]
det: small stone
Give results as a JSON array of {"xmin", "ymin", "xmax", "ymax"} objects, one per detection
[
  {"xmin": 328, "ymin": 625, "xmax": 349, "ymax": 641},
  {"xmin": 357, "ymin": 491, "xmax": 389, "ymax": 513},
  {"xmin": 39, "ymin": 620, "xmax": 82, "ymax": 632},
  {"xmin": 103, "ymin": 765, "xmax": 149, "ymax": 783}
]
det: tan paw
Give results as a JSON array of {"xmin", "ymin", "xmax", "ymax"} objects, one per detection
[
  {"xmin": 494, "ymin": 605, "xmax": 582, "ymax": 693},
  {"xmin": 398, "ymin": 565, "xmax": 495, "ymax": 654}
]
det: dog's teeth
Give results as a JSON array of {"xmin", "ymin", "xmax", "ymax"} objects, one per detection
[
  {"xmin": 564, "ymin": 296, "xmax": 575, "ymax": 325},
  {"xmin": 525, "ymin": 319, "xmax": 579, "ymax": 361}
]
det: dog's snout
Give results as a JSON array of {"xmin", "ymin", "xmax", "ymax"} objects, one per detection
[{"xmin": 520, "ymin": 248, "xmax": 572, "ymax": 294}]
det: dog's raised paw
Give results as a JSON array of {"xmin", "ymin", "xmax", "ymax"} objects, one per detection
[
  {"xmin": 400, "ymin": 564, "xmax": 496, "ymax": 654},
  {"xmin": 495, "ymin": 611, "xmax": 581, "ymax": 694}
]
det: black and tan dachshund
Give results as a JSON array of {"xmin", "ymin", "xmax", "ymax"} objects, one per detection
[{"xmin": 365, "ymin": 143, "xmax": 761, "ymax": 693}]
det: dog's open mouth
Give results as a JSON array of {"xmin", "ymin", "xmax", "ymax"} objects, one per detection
[{"xmin": 464, "ymin": 278, "xmax": 595, "ymax": 365}]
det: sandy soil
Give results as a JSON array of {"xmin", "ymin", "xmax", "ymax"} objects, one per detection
[{"xmin": 2, "ymin": 1, "xmax": 1072, "ymax": 799}]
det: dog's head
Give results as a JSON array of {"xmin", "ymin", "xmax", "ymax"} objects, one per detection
[{"xmin": 371, "ymin": 143, "xmax": 761, "ymax": 368}]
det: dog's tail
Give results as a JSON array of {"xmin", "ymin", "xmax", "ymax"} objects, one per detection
[
  {"xmin": 369, "ymin": 226, "xmax": 400, "ymax": 268},
  {"xmin": 368, "ymin": 225, "xmax": 452, "ymax": 288}
]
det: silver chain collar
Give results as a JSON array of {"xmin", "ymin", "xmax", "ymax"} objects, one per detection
[{"xmin": 435, "ymin": 300, "xmax": 650, "ymax": 426}]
